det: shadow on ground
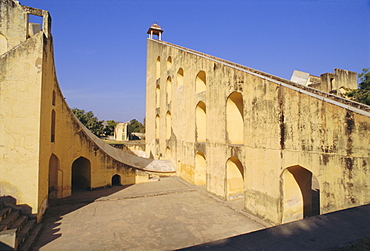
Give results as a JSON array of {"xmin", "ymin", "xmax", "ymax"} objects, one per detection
[
  {"xmin": 35, "ymin": 184, "xmax": 131, "ymax": 249},
  {"xmin": 179, "ymin": 204, "xmax": 370, "ymax": 251}
]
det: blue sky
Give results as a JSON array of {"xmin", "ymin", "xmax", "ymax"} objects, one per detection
[{"xmin": 21, "ymin": 0, "xmax": 370, "ymax": 122}]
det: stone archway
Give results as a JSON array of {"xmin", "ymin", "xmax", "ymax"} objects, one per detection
[
  {"xmin": 226, "ymin": 157, "xmax": 244, "ymax": 200},
  {"xmin": 281, "ymin": 165, "xmax": 320, "ymax": 223},
  {"xmin": 194, "ymin": 151, "xmax": 206, "ymax": 185},
  {"xmin": 48, "ymin": 154, "xmax": 59, "ymax": 199},
  {"xmin": 112, "ymin": 174, "xmax": 121, "ymax": 186},
  {"xmin": 71, "ymin": 157, "xmax": 91, "ymax": 191},
  {"xmin": 195, "ymin": 102, "xmax": 206, "ymax": 142},
  {"xmin": 226, "ymin": 92, "xmax": 244, "ymax": 144}
]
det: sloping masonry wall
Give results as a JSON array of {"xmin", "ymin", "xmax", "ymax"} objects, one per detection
[
  {"xmin": 146, "ymin": 39, "xmax": 370, "ymax": 225},
  {"xmin": 0, "ymin": 0, "xmax": 174, "ymax": 221}
]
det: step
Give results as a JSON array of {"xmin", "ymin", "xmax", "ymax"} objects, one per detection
[
  {"xmin": 18, "ymin": 223, "xmax": 42, "ymax": 251},
  {"xmin": 0, "ymin": 207, "xmax": 12, "ymax": 221},
  {"xmin": 17, "ymin": 218, "xmax": 36, "ymax": 246},
  {"xmin": 0, "ymin": 210, "xmax": 20, "ymax": 231},
  {"xmin": 8, "ymin": 214, "xmax": 28, "ymax": 232},
  {"xmin": 0, "ymin": 201, "xmax": 3, "ymax": 210}
]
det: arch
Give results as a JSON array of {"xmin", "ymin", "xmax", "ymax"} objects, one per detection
[
  {"xmin": 196, "ymin": 101, "xmax": 206, "ymax": 142},
  {"xmin": 194, "ymin": 151, "xmax": 206, "ymax": 185},
  {"xmin": 226, "ymin": 157, "xmax": 244, "ymax": 200},
  {"xmin": 281, "ymin": 166, "xmax": 320, "ymax": 223},
  {"xmin": 226, "ymin": 92, "xmax": 244, "ymax": 144},
  {"xmin": 177, "ymin": 68, "xmax": 184, "ymax": 87},
  {"xmin": 48, "ymin": 154, "xmax": 59, "ymax": 199},
  {"xmin": 51, "ymin": 110, "xmax": 56, "ymax": 142},
  {"xmin": 0, "ymin": 33, "xmax": 7, "ymax": 55},
  {"xmin": 71, "ymin": 157, "xmax": 91, "ymax": 191},
  {"xmin": 167, "ymin": 56, "xmax": 172, "ymax": 70},
  {"xmin": 196, "ymin": 71, "xmax": 206, "ymax": 93},
  {"xmin": 52, "ymin": 90, "xmax": 56, "ymax": 106},
  {"xmin": 166, "ymin": 76, "xmax": 172, "ymax": 103},
  {"xmin": 166, "ymin": 111, "xmax": 171, "ymax": 140},
  {"xmin": 111, "ymin": 174, "xmax": 121, "ymax": 186},
  {"xmin": 165, "ymin": 147, "xmax": 171, "ymax": 159},
  {"xmin": 156, "ymin": 56, "xmax": 160, "ymax": 79},
  {"xmin": 155, "ymin": 115, "xmax": 160, "ymax": 139},
  {"xmin": 156, "ymin": 85, "xmax": 160, "ymax": 108}
]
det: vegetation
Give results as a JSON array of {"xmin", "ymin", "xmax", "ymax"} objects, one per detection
[
  {"xmin": 346, "ymin": 68, "xmax": 370, "ymax": 105},
  {"xmin": 72, "ymin": 108, "xmax": 116, "ymax": 137},
  {"xmin": 104, "ymin": 120, "xmax": 117, "ymax": 136},
  {"xmin": 127, "ymin": 119, "xmax": 144, "ymax": 134}
]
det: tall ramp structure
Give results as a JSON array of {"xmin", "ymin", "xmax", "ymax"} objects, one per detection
[
  {"xmin": 146, "ymin": 36, "xmax": 370, "ymax": 224},
  {"xmin": 0, "ymin": 0, "xmax": 175, "ymax": 221}
]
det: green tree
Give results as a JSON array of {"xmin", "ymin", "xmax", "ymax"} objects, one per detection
[
  {"xmin": 104, "ymin": 120, "xmax": 116, "ymax": 136},
  {"xmin": 72, "ymin": 108, "xmax": 104, "ymax": 137},
  {"xmin": 127, "ymin": 119, "xmax": 144, "ymax": 133},
  {"xmin": 346, "ymin": 68, "xmax": 370, "ymax": 105}
]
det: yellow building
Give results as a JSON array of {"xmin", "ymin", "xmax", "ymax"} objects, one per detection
[
  {"xmin": 145, "ymin": 25, "xmax": 370, "ymax": 224},
  {"xmin": 0, "ymin": 1, "xmax": 175, "ymax": 222}
]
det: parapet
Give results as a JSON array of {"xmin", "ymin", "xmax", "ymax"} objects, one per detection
[{"xmin": 291, "ymin": 68, "xmax": 357, "ymax": 94}]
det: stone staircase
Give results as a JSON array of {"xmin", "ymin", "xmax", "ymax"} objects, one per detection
[{"xmin": 0, "ymin": 198, "xmax": 42, "ymax": 251}]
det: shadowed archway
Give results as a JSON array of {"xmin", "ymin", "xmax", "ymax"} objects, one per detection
[
  {"xmin": 281, "ymin": 165, "xmax": 320, "ymax": 223},
  {"xmin": 71, "ymin": 157, "xmax": 91, "ymax": 192},
  {"xmin": 111, "ymin": 174, "xmax": 121, "ymax": 186}
]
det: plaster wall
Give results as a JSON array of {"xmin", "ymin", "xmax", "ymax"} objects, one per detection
[
  {"xmin": 0, "ymin": 32, "xmax": 44, "ymax": 215},
  {"xmin": 146, "ymin": 39, "xmax": 370, "ymax": 224},
  {"xmin": 0, "ymin": 1, "xmax": 174, "ymax": 221}
]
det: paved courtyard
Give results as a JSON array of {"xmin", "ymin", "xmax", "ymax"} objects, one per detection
[
  {"xmin": 33, "ymin": 177, "xmax": 268, "ymax": 250},
  {"xmin": 33, "ymin": 176, "xmax": 370, "ymax": 250}
]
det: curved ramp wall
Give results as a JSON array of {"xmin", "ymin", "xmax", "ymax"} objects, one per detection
[{"xmin": 0, "ymin": 1, "xmax": 174, "ymax": 221}]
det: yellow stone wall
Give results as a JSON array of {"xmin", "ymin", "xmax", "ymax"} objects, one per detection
[
  {"xmin": 146, "ymin": 39, "xmax": 370, "ymax": 224},
  {"xmin": 0, "ymin": 1, "xmax": 154, "ymax": 221}
]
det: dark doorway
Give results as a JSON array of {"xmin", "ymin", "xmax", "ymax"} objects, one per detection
[
  {"xmin": 71, "ymin": 157, "xmax": 91, "ymax": 192},
  {"xmin": 112, "ymin": 174, "xmax": 121, "ymax": 186}
]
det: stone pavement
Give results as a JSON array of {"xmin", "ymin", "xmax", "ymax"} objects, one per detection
[
  {"xmin": 33, "ymin": 177, "xmax": 267, "ymax": 250},
  {"xmin": 181, "ymin": 204, "xmax": 370, "ymax": 251},
  {"xmin": 33, "ymin": 177, "xmax": 370, "ymax": 251}
]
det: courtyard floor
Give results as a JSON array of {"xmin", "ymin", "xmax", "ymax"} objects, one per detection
[
  {"xmin": 33, "ymin": 177, "xmax": 268, "ymax": 250},
  {"xmin": 33, "ymin": 176, "xmax": 370, "ymax": 250}
]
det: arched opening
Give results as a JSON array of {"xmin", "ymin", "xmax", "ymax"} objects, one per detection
[
  {"xmin": 52, "ymin": 90, "xmax": 56, "ymax": 106},
  {"xmin": 166, "ymin": 77, "xmax": 172, "ymax": 103},
  {"xmin": 71, "ymin": 157, "xmax": 91, "ymax": 191},
  {"xmin": 226, "ymin": 157, "xmax": 244, "ymax": 200},
  {"xmin": 281, "ymin": 166, "xmax": 320, "ymax": 223},
  {"xmin": 167, "ymin": 56, "xmax": 172, "ymax": 70},
  {"xmin": 48, "ymin": 154, "xmax": 59, "ymax": 199},
  {"xmin": 196, "ymin": 101, "xmax": 206, "ymax": 142},
  {"xmin": 166, "ymin": 111, "xmax": 171, "ymax": 140},
  {"xmin": 177, "ymin": 68, "xmax": 184, "ymax": 88},
  {"xmin": 155, "ymin": 115, "xmax": 160, "ymax": 139},
  {"xmin": 156, "ymin": 85, "xmax": 160, "ymax": 108},
  {"xmin": 51, "ymin": 110, "xmax": 56, "ymax": 142},
  {"xmin": 195, "ymin": 151, "xmax": 206, "ymax": 185},
  {"xmin": 111, "ymin": 174, "xmax": 121, "ymax": 186},
  {"xmin": 226, "ymin": 92, "xmax": 244, "ymax": 144},
  {"xmin": 0, "ymin": 34, "xmax": 7, "ymax": 55},
  {"xmin": 196, "ymin": 71, "xmax": 206, "ymax": 93},
  {"xmin": 156, "ymin": 56, "xmax": 160, "ymax": 79},
  {"xmin": 165, "ymin": 147, "xmax": 171, "ymax": 159}
]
